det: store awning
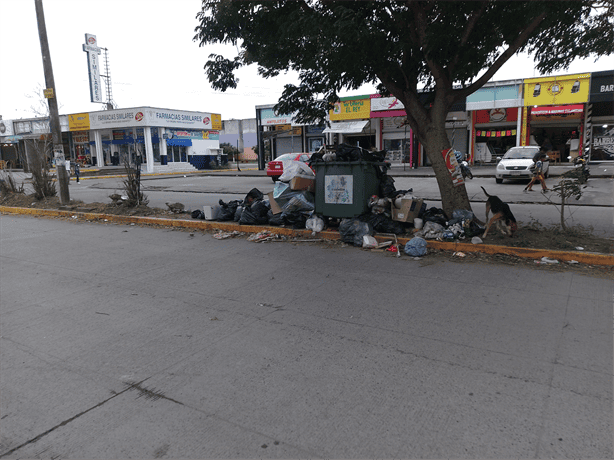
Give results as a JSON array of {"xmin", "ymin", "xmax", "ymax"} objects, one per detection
[{"xmin": 323, "ymin": 120, "xmax": 369, "ymax": 134}]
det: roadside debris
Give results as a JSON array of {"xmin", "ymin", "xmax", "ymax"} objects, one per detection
[
  {"xmin": 535, "ymin": 256, "xmax": 560, "ymax": 264},
  {"xmin": 212, "ymin": 230, "xmax": 243, "ymax": 240}
]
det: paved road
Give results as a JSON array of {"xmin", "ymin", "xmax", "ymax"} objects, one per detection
[
  {"xmin": 1, "ymin": 214, "xmax": 611, "ymax": 458},
  {"xmin": 65, "ymin": 173, "xmax": 614, "ymax": 238}
]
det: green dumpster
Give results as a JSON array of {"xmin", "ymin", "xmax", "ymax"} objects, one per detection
[{"xmin": 314, "ymin": 161, "xmax": 385, "ymax": 218}]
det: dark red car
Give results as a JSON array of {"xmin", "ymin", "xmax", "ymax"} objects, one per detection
[{"xmin": 266, "ymin": 153, "xmax": 313, "ymax": 182}]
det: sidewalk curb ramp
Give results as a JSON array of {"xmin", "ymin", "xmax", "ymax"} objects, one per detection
[{"xmin": 2, "ymin": 206, "xmax": 613, "ymax": 266}]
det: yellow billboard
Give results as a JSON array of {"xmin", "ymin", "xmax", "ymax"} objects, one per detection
[
  {"xmin": 329, "ymin": 97, "xmax": 371, "ymax": 121},
  {"xmin": 68, "ymin": 113, "xmax": 91, "ymax": 131},
  {"xmin": 211, "ymin": 113, "xmax": 222, "ymax": 130},
  {"xmin": 524, "ymin": 73, "xmax": 590, "ymax": 106}
]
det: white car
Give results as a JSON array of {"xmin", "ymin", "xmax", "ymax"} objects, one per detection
[{"xmin": 495, "ymin": 146, "xmax": 549, "ymax": 184}]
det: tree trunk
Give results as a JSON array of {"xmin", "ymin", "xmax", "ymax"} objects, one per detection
[
  {"xmin": 422, "ymin": 124, "xmax": 472, "ymax": 219},
  {"xmin": 560, "ymin": 191, "xmax": 566, "ymax": 230}
]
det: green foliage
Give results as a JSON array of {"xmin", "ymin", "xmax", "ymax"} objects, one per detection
[
  {"xmin": 0, "ymin": 170, "xmax": 25, "ymax": 196},
  {"xmin": 220, "ymin": 142, "xmax": 240, "ymax": 158},
  {"xmin": 194, "ymin": 0, "xmax": 613, "ymax": 215},
  {"xmin": 121, "ymin": 159, "xmax": 148, "ymax": 207},
  {"xmin": 195, "ymin": 1, "xmax": 613, "ymax": 124}
]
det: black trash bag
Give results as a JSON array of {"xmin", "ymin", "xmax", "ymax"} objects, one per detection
[
  {"xmin": 379, "ymin": 175, "xmax": 397, "ymax": 198},
  {"xmin": 267, "ymin": 210, "xmax": 284, "ymax": 226},
  {"xmin": 217, "ymin": 199, "xmax": 241, "ymax": 221},
  {"xmin": 251, "ymin": 200, "xmax": 270, "ymax": 218},
  {"xmin": 191, "ymin": 209, "xmax": 204, "ymax": 219},
  {"xmin": 282, "ymin": 211, "xmax": 309, "ymax": 229},
  {"xmin": 240, "ymin": 206, "xmax": 268, "ymax": 225},
  {"xmin": 465, "ymin": 221, "xmax": 484, "ymax": 238},
  {"xmin": 422, "ymin": 207, "xmax": 448, "ymax": 226},
  {"xmin": 234, "ymin": 205, "xmax": 243, "ymax": 222},
  {"xmin": 360, "ymin": 213, "xmax": 405, "ymax": 235},
  {"xmin": 339, "ymin": 218, "xmax": 374, "ymax": 246},
  {"xmin": 243, "ymin": 188, "xmax": 264, "ymax": 206}
]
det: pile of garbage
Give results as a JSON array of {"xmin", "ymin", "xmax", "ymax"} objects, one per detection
[{"xmin": 192, "ymin": 142, "xmax": 485, "ymax": 252}]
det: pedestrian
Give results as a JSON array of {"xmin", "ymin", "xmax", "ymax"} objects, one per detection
[
  {"xmin": 524, "ymin": 149, "xmax": 549, "ymax": 192},
  {"xmin": 74, "ymin": 162, "xmax": 80, "ymax": 184}
]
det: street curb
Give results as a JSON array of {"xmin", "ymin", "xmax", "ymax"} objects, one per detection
[{"xmin": 2, "ymin": 206, "xmax": 612, "ymax": 266}]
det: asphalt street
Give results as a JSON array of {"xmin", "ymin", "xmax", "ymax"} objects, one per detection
[{"xmin": 1, "ymin": 214, "xmax": 612, "ymax": 458}]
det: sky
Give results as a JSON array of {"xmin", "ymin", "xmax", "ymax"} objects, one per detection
[{"xmin": 1, "ymin": 0, "xmax": 612, "ymax": 122}]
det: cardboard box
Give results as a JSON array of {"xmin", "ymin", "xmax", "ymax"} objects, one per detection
[
  {"xmin": 290, "ymin": 174, "xmax": 315, "ymax": 192},
  {"xmin": 267, "ymin": 192, "xmax": 283, "ymax": 215},
  {"xmin": 391, "ymin": 198, "xmax": 423, "ymax": 223}
]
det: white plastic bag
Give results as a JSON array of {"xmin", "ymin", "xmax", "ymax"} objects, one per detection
[
  {"xmin": 306, "ymin": 215, "xmax": 325, "ymax": 234},
  {"xmin": 278, "ymin": 160, "xmax": 314, "ymax": 182},
  {"xmin": 362, "ymin": 235, "xmax": 378, "ymax": 248}
]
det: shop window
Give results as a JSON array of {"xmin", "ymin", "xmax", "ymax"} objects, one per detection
[{"xmin": 14, "ymin": 121, "xmax": 32, "ymax": 134}]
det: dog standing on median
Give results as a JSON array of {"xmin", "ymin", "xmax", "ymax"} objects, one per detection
[{"xmin": 481, "ymin": 186, "xmax": 517, "ymax": 237}]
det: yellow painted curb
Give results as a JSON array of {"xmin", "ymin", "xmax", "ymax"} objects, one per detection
[{"xmin": 2, "ymin": 206, "xmax": 612, "ymax": 266}]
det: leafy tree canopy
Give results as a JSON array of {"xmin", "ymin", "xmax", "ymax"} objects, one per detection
[
  {"xmin": 195, "ymin": 1, "xmax": 612, "ymax": 125},
  {"xmin": 194, "ymin": 0, "xmax": 613, "ymax": 216}
]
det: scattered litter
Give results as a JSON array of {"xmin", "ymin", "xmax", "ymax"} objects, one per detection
[
  {"xmin": 386, "ymin": 245, "xmax": 398, "ymax": 253},
  {"xmin": 212, "ymin": 230, "xmax": 242, "ymax": 240},
  {"xmin": 568, "ymin": 260, "xmax": 579, "ymax": 264},
  {"xmin": 536, "ymin": 256, "xmax": 559, "ymax": 264},
  {"xmin": 292, "ymin": 239, "xmax": 324, "ymax": 243},
  {"xmin": 72, "ymin": 215, "xmax": 77, "ymax": 219},
  {"xmin": 104, "ymin": 219, "xmax": 108, "ymax": 222},
  {"xmin": 453, "ymin": 251, "xmax": 466, "ymax": 257},
  {"xmin": 575, "ymin": 246, "xmax": 584, "ymax": 251},
  {"xmin": 247, "ymin": 231, "xmax": 278, "ymax": 242},
  {"xmin": 210, "ymin": 317, "xmax": 219, "ymax": 321},
  {"xmin": 130, "ymin": 223, "xmax": 135, "ymax": 226},
  {"xmin": 471, "ymin": 237, "xmax": 483, "ymax": 244}
]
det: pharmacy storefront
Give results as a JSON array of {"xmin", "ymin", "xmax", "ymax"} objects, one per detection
[{"xmin": 69, "ymin": 107, "xmax": 222, "ymax": 172}]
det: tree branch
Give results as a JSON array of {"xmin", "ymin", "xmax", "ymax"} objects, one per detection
[{"xmin": 453, "ymin": 10, "xmax": 548, "ymax": 100}]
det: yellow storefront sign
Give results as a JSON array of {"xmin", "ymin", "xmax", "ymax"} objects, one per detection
[
  {"xmin": 524, "ymin": 73, "xmax": 590, "ymax": 106},
  {"xmin": 329, "ymin": 98, "xmax": 371, "ymax": 121},
  {"xmin": 211, "ymin": 113, "xmax": 222, "ymax": 130},
  {"xmin": 68, "ymin": 113, "xmax": 91, "ymax": 131}
]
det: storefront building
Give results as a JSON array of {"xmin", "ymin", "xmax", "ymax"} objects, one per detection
[
  {"xmin": 466, "ymin": 80, "xmax": 523, "ymax": 163},
  {"xmin": 68, "ymin": 107, "xmax": 223, "ymax": 173},
  {"xmin": 255, "ymin": 105, "xmax": 326, "ymax": 168},
  {"xmin": 367, "ymin": 93, "xmax": 467, "ymax": 167},
  {"xmin": 522, "ymin": 73, "xmax": 590, "ymax": 163},
  {"xmin": 586, "ymin": 70, "xmax": 614, "ymax": 161},
  {"xmin": 0, "ymin": 116, "xmax": 69, "ymax": 169},
  {"xmin": 323, "ymin": 95, "xmax": 376, "ymax": 150}
]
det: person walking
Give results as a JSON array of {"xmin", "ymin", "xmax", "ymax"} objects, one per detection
[
  {"xmin": 524, "ymin": 149, "xmax": 549, "ymax": 192},
  {"xmin": 74, "ymin": 162, "xmax": 81, "ymax": 184}
]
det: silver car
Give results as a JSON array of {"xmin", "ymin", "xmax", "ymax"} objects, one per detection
[{"xmin": 495, "ymin": 146, "xmax": 549, "ymax": 184}]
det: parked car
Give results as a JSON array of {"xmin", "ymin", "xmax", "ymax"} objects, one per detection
[
  {"xmin": 495, "ymin": 146, "xmax": 549, "ymax": 184},
  {"xmin": 266, "ymin": 153, "xmax": 312, "ymax": 182}
]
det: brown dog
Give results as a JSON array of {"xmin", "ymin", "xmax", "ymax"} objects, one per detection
[{"xmin": 481, "ymin": 186, "xmax": 517, "ymax": 237}]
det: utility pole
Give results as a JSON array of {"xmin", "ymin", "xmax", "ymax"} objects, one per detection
[{"xmin": 34, "ymin": 0, "xmax": 69, "ymax": 204}]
